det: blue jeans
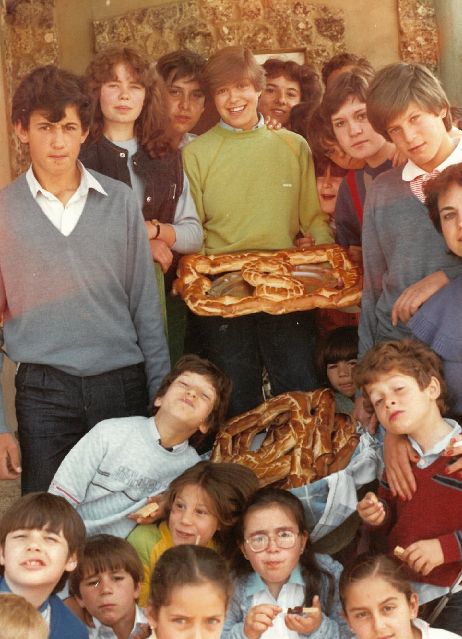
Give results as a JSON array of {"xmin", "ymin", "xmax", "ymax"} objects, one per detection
[
  {"xmin": 15, "ymin": 362, "xmax": 148, "ymax": 494},
  {"xmin": 186, "ymin": 311, "xmax": 320, "ymax": 417}
]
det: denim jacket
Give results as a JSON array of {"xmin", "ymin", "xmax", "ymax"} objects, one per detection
[{"xmin": 221, "ymin": 554, "xmax": 352, "ymax": 639}]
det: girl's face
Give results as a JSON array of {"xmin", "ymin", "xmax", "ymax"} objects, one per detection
[
  {"xmin": 168, "ymin": 484, "xmax": 219, "ymax": 547},
  {"xmin": 241, "ymin": 504, "xmax": 307, "ymax": 598},
  {"xmin": 343, "ymin": 575, "xmax": 419, "ymax": 639},
  {"xmin": 327, "ymin": 359, "xmax": 357, "ymax": 398},
  {"xmin": 149, "ymin": 582, "xmax": 227, "ymax": 639},
  {"xmin": 258, "ymin": 75, "xmax": 301, "ymax": 127},
  {"xmin": 437, "ymin": 181, "xmax": 462, "ymax": 258},
  {"xmin": 316, "ymin": 164, "xmax": 344, "ymax": 216},
  {"xmin": 99, "ymin": 63, "xmax": 146, "ymax": 132}
]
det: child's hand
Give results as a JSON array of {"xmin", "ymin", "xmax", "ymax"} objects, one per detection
[
  {"xmin": 357, "ymin": 492, "xmax": 386, "ymax": 526},
  {"xmin": 400, "ymin": 539, "xmax": 444, "ymax": 576},
  {"xmin": 294, "ymin": 233, "xmax": 315, "ymax": 249},
  {"xmin": 150, "ymin": 239, "xmax": 173, "ymax": 273},
  {"xmin": 264, "ymin": 115, "xmax": 282, "ymax": 130},
  {"xmin": 353, "ymin": 396, "xmax": 377, "ymax": 433},
  {"xmin": 128, "ymin": 492, "xmax": 168, "ymax": 524},
  {"xmin": 443, "ymin": 436, "xmax": 462, "ymax": 478},
  {"xmin": 285, "ymin": 595, "xmax": 322, "ymax": 634},
  {"xmin": 244, "ymin": 604, "xmax": 281, "ymax": 639}
]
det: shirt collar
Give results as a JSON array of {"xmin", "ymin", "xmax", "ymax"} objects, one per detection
[
  {"xmin": 92, "ymin": 604, "xmax": 148, "ymax": 637},
  {"xmin": 402, "ymin": 138, "xmax": 462, "ymax": 181},
  {"xmin": 219, "ymin": 113, "xmax": 265, "ymax": 133},
  {"xmin": 408, "ymin": 419, "xmax": 461, "ymax": 459},
  {"xmin": 151, "ymin": 417, "xmax": 189, "ymax": 452},
  {"xmin": 245, "ymin": 565, "xmax": 304, "ymax": 597},
  {"xmin": 26, "ymin": 161, "xmax": 107, "ymax": 200},
  {"xmin": 0, "ymin": 576, "xmax": 50, "ymax": 614}
]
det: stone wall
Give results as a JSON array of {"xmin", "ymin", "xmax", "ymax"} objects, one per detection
[
  {"xmin": 93, "ymin": 0, "xmax": 346, "ymax": 70},
  {"xmin": 3, "ymin": 0, "xmax": 59, "ymax": 175},
  {"xmin": 399, "ymin": 0, "xmax": 438, "ymax": 70}
]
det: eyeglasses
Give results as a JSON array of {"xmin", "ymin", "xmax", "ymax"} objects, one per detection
[{"xmin": 244, "ymin": 529, "xmax": 299, "ymax": 553}]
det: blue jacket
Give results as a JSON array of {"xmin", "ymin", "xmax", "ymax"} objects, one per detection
[
  {"xmin": 221, "ymin": 554, "xmax": 351, "ymax": 639},
  {"xmin": 0, "ymin": 577, "xmax": 89, "ymax": 639}
]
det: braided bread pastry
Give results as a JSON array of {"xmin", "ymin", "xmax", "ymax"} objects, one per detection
[
  {"xmin": 173, "ymin": 245, "xmax": 362, "ymax": 317},
  {"xmin": 211, "ymin": 389, "xmax": 359, "ymax": 489}
]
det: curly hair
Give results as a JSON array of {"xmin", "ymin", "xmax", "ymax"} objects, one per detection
[{"xmin": 84, "ymin": 46, "xmax": 169, "ymax": 157}]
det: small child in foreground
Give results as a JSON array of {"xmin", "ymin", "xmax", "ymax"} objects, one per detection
[
  {"xmin": 315, "ymin": 326, "xmax": 358, "ymax": 415},
  {"xmin": 127, "ymin": 460, "xmax": 259, "ymax": 606},
  {"xmin": 146, "ymin": 544, "xmax": 232, "ymax": 639},
  {"xmin": 223, "ymin": 486, "xmax": 351, "ymax": 638},
  {"xmin": 0, "ymin": 593, "xmax": 48, "ymax": 639},
  {"xmin": 69, "ymin": 534, "xmax": 150, "ymax": 639},
  {"xmin": 0, "ymin": 492, "xmax": 88, "ymax": 639},
  {"xmin": 49, "ymin": 355, "xmax": 231, "ymax": 538},
  {"xmin": 340, "ymin": 554, "xmax": 460, "ymax": 639},
  {"xmin": 355, "ymin": 340, "xmax": 462, "ymax": 633}
]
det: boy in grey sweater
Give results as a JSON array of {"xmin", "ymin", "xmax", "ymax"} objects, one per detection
[
  {"xmin": 0, "ymin": 65, "xmax": 170, "ymax": 493},
  {"xmin": 49, "ymin": 355, "xmax": 231, "ymax": 537}
]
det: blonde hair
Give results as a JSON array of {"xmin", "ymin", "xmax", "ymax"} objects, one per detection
[
  {"xmin": 204, "ymin": 46, "xmax": 266, "ymax": 95},
  {"xmin": 0, "ymin": 594, "xmax": 48, "ymax": 639},
  {"xmin": 366, "ymin": 63, "xmax": 451, "ymax": 140}
]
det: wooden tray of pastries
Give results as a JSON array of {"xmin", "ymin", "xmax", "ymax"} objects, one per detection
[{"xmin": 172, "ymin": 244, "xmax": 362, "ymax": 317}]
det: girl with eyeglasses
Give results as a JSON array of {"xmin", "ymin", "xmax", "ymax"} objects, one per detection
[{"xmin": 222, "ymin": 487, "xmax": 351, "ymax": 639}]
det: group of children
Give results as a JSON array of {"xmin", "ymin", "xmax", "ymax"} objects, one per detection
[{"xmin": 1, "ymin": 28, "xmax": 462, "ymax": 639}]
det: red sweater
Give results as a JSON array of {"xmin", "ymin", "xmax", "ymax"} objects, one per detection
[{"xmin": 378, "ymin": 454, "xmax": 462, "ymax": 587}]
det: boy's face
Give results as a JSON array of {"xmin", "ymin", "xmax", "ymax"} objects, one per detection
[
  {"xmin": 258, "ymin": 75, "xmax": 301, "ymax": 127},
  {"xmin": 324, "ymin": 141, "xmax": 365, "ymax": 170},
  {"xmin": 327, "ymin": 358, "xmax": 357, "ymax": 398},
  {"xmin": 213, "ymin": 79, "xmax": 261, "ymax": 130},
  {"xmin": 15, "ymin": 105, "xmax": 88, "ymax": 184},
  {"xmin": 438, "ymin": 182, "xmax": 462, "ymax": 257},
  {"xmin": 365, "ymin": 370, "xmax": 440, "ymax": 437},
  {"xmin": 165, "ymin": 76, "xmax": 205, "ymax": 138},
  {"xmin": 154, "ymin": 371, "xmax": 217, "ymax": 436},
  {"xmin": 331, "ymin": 96, "xmax": 386, "ymax": 164},
  {"xmin": 100, "ymin": 63, "xmax": 146, "ymax": 131},
  {"xmin": 0, "ymin": 527, "xmax": 76, "ymax": 595},
  {"xmin": 386, "ymin": 101, "xmax": 452, "ymax": 172},
  {"xmin": 77, "ymin": 569, "xmax": 139, "ymax": 628}
]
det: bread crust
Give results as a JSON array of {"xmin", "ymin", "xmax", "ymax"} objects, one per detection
[
  {"xmin": 211, "ymin": 389, "xmax": 359, "ymax": 488},
  {"xmin": 173, "ymin": 245, "xmax": 362, "ymax": 317}
]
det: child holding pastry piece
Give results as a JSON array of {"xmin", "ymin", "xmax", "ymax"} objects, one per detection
[
  {"xmin": 127, "ymin": 460, "xmax": 259, "ymax": 606},
  {"xmin": 49, "ymin": 355, "xmax": 231, "ymax": 538},
  {"xmin": 355, "ymin": 340, "xmax": 462, "ymax": 634},
  {"xmin": 222, "ymin": 487, "xmax": 350, "ymax": 638}
]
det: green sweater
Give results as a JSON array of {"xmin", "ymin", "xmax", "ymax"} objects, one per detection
[{"xmin": 183, "ymin": 124, "xmax": 332, "ymax": 255}]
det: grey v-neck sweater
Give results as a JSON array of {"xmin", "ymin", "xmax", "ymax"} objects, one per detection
[{"xmin": 0, "ymin": 171, "xmax": 169, "ymax": 432}]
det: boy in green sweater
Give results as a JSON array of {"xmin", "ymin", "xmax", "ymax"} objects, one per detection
[{"xmin": 183, "ymin": 46, "xmax": 332, "ymax": 417}]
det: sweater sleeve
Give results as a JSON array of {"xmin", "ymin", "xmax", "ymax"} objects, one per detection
[
  {"xmin": 125, "ymin": 193, "xmax": 170, "ymax": 401},
  {"xmin": 358, "ymin": 190, "xmax": 385, "ymax": 357},
  {"xmin": 182, "ymin": 145, "xmax": 206, "ymax": 228},
  {"xmin": 221, "ymin": 578, "xmax": 247, "ymax": 639},
  {"xmin": 438, "ymin": 531, "xmax": 462, "ymax": 564},
  {"xmin": 334, "ymin": 178, "xmax": 362, "ymax": 247},
  {"xmin": 298, "ymin": 141, "xmax": 333, "ymax": 244},
  {"xmin": 171, "ymin": 172, "xmax": 204, "ymax": 254},
  {"xmin": 127, "ymin": 522, "xmax": 163, "ymax": 608},
  {"xmin": 0, "ymin": 278, "xmax": 7, "ymax": 433},
  {"xmin": 49, "ymin": 422, "xmax": 107, "ymax": 503}
]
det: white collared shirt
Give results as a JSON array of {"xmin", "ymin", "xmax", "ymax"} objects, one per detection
[
  {"xmin": 89, "ymin": 604, "xmax": 148, "ymax": 638},
  {"xmin": 25, "ymin": 161, "xmax": 107, "ymax": 236},
  {"xmin": 249, "ymin": 568, "xmax": 305, "ymax": 638},
  {"xmin": 402, "ymin": 139, "xmax": 462, "ymax": 181}
]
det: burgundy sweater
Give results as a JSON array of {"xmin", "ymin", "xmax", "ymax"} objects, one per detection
[{"xmin": 378, "ymin": 454, "xmax": 462, "ymax": 587}]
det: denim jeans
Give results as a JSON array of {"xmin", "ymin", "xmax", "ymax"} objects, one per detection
[
  {"xmin": 186, "ymin": 310, "xmax": 320, "ymax": 417},
  {"xmin": 15, "ymin": 362, "xmax": 148, "ymax": 494}
]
